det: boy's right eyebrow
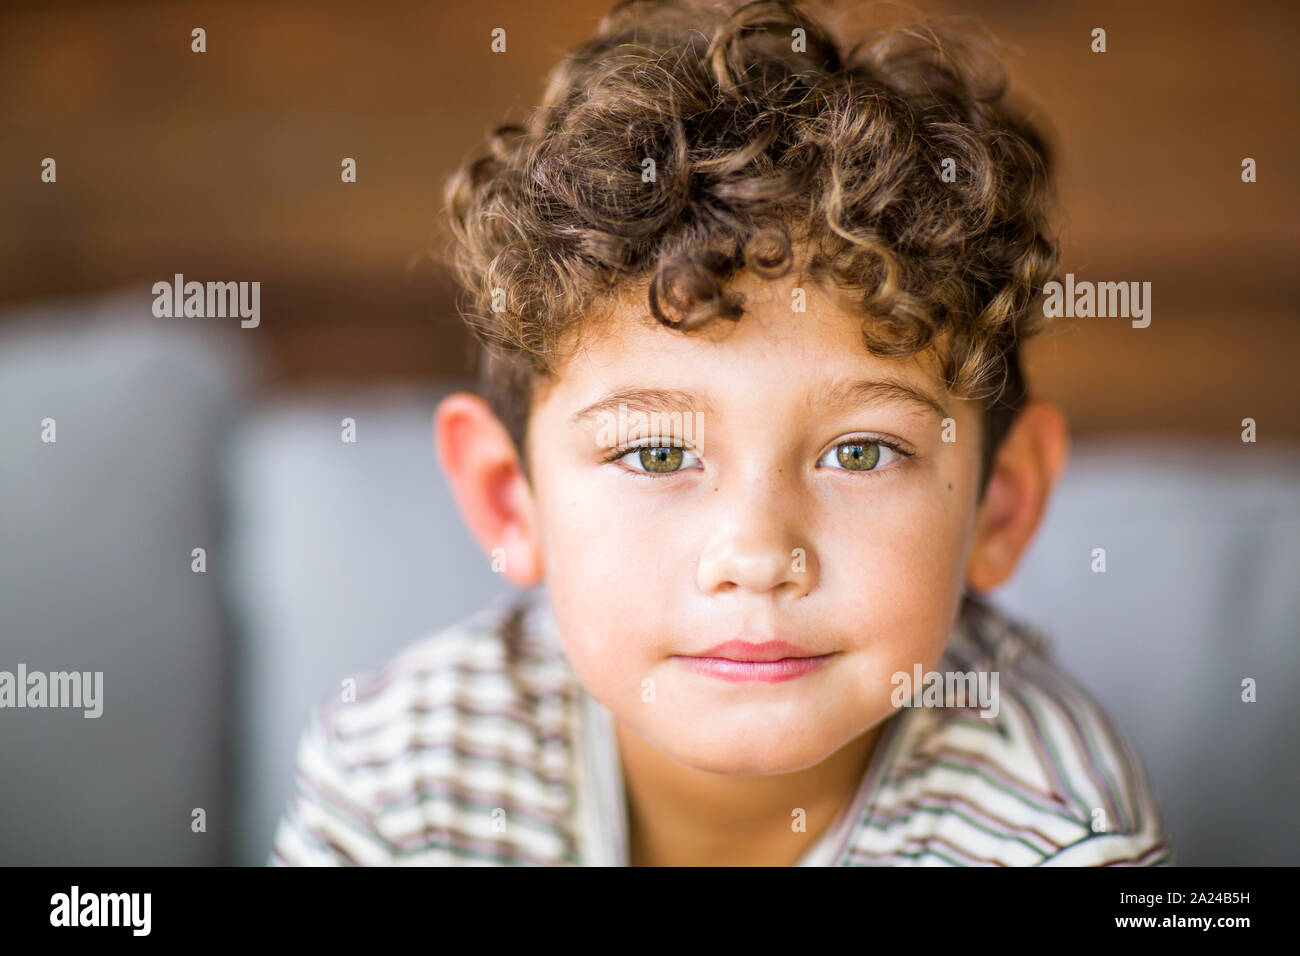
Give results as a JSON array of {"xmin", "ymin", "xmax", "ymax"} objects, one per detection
[{"xmin": 570, "ymin": 388, "xmax": 714, "ymax": 425}]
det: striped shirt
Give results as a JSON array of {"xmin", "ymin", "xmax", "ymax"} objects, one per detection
[{"xmin": 269, "ymin": 587, "xmax": 1171, "ymax": 866}]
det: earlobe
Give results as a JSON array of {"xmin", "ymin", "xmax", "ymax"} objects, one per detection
[
  {"xmin": 964, "ymin": 398, "xmax": 1069, "ymax": 594},
  {"xmin": 434, "ymin": 391, "xmax": 544, "ymax": 587}
]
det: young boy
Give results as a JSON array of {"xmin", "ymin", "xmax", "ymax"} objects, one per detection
[{"xmin": 271, "ymin": 0, "xmax": 1169, "ymax": 866}]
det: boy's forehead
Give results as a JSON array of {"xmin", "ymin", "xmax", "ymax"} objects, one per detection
[{"xmin": 555, "ymin": 271, "xmax": 952, "ymax": 403}]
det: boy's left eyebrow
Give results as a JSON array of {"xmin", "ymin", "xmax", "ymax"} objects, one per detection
[
  {"xmin": 570, "ymin": 387, "xmax": 715, "ymax": 425},
  {"xmin": 816, "ymin": 378, "xmax": 950, "ymax": 423}
]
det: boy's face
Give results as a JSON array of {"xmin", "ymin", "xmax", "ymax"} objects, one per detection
[{"xmin": 521, "ymin": 269, "xmax": 987, "ymax": 775}]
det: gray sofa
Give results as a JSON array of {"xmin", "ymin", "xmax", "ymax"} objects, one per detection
[{"xmin": 1, "ymin": 288, "xmax": 1296, "ymax": 865}]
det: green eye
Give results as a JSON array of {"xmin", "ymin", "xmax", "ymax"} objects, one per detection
[
  {"xmin": 611, "ymin": 442, "xmax": 701, "ymax": 476},
  {"xmin": 835, "ymin": 442, "xmax": 880, "ymax": 470},
  {"xmin": 639, "ymin": 445, "xmax": 684, "ymax": 473}
]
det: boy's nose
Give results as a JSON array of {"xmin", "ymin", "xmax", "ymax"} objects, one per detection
[{"xmin": 694, "ymin": 482, "xmax": 816, "ymax": 599}]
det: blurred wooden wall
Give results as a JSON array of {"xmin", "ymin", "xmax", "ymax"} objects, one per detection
[{"xmin": 1, "ymin": 0, "xmax": 1296, "ymax": 438}]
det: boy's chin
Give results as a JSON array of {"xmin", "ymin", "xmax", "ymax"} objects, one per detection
[{"xmin": 648, "ymin": 727, "xmax": 846, "ymax": 776}]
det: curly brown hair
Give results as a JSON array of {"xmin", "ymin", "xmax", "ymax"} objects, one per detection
[{"xmin": 437, "ymin": 0, "xmax": 1061, "ymax": 494}]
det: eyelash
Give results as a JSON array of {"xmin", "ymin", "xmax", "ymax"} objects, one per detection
[
  {"xmin": 601, "ymin": 436, "xmax": 917, "ymax": 477},
  {"xmin": 600, "ymin": 440, "xmax": 703, "ymax": 475},
  {"xmin": 820, "ymin": 436, "xmax": 917, "ymax": 476}
]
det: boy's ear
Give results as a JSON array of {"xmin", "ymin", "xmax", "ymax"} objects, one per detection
[
  {"xmin": 965, "ymin": 397, "xmax": 1070, "ymax": 594},
  {"xmin": 434, "ymin": 391, "xmax": 544, "ymax": 587}
]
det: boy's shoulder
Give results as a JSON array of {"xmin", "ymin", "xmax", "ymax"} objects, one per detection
[
  {"xmin": 271, "ymin": 588, "xmax": 586, "ymax": 866},
  {"xmin": 839, "ymin": 594, "xmax": 1172, "ymax": 866}
]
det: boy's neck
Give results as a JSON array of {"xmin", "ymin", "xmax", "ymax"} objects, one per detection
[{"xmin": 614, "ymin": 719, "xmax": 883, "ymax": 867}]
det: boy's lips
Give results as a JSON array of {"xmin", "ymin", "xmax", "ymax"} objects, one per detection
[
  {"xmin": 673, "ymin": 639, "xmax": 837, "ymax": 683},
  {"xmin": 687, "ymin": 639, "xmax": 824, "ymax": 662}
]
